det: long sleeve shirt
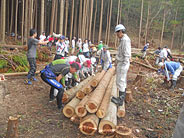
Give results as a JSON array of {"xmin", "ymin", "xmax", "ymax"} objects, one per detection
[
  {"xmin": 116, "ymin": 34, "xmax": 131, "ymax": 65},
  {"xmin": 101, "ymin": 50, "xmax": 112, "ymax": 63},
  {"xmin": 165, "ymin": 61, "xmax": 180, "ymax": 75}
]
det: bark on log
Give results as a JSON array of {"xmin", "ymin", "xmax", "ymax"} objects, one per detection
[
  {"xmin": 70, "ymin": 114, "xmax": 81, "ymax": 125},
  {"xmin": 115, "ymin": 126, "xmax": 132, "ymax": 138},
  {"xmin": 98, "ymin": 77, "xmax": 117, "ymax": 135},
  {"xmin": 79, "ymin": 114, "xmax": 99, "ymax": 135},
  {"xmin": 90, "ymin": 71, "xmax": 106, "ymax": 88},
  {"xmin": 63, "ymin": 97, "xmax": 80, "ymax": 118},
  {"xmin": 86, "ymin": 67, "xmax": 115, "ymax": 113},
  {"xmin": 6, "ymin": 116, "xmax": 19, "ymax": 138},
  {"xmin": 125, "ymin": 91, "xmax": 134, "ymax": 103},
  {"xmin": 117, "ymin": 101, "xmax": 125, "ymax": 118},
  {"xmin": 75, "ymin": 95, "xmax": 90, "ymax": 117},
  {"xmin": 62, "ymin": 76, "xmax": 93, "ymax": 103},
  {"xmin": 96, "ymin": 76, "xmax": 115, "ymax": 118}
]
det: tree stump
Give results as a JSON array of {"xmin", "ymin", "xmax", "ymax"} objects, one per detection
[
  {"xmin": 79, "ymin": 114, "xmax": 99, "ymax": 135},
  {"xmin": 63, "ymin": 97, "xmax": 80, "ymax": 118},
  {"xmin": 62, "ymin": 76, "xmax": 93, "ymax": 103},
  {"xmin": 133, "ymin": 74, "xmax": 145, "ymax": 87},
  {"xmin": 90, "ymin": 71, "xmax": 106, "ymax": 88},
  {"xmin": 125, "ymin": 91, "xmax": 134, "ymax": 103},
  {"xmin": 115, "ymin": 125, "xmax": 132, "ymax": 138},
  {"xmin": 6, "ymin": 116, "xmax": 19, "ymax": 138}
]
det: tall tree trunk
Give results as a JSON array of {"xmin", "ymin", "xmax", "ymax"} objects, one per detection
[
  {"xmin": 92, "ymin": 0, "xmax": 97, "ymax": 43},
  {"xmin": 21, "ymin": 0, "xmax": 25, "ymax": 44},
  {"xmin": 88, "ymin": 0, "xmax": 94, "ymax": 40},
  {"xmin": 30, "ymin": 0, "xmax": 33, "ymax": 29},
  {"xmin": 105, "ymin": 1, "xmax": 110, "ymax": 44},
  {"xmin": 98, "ymin": 0, "xmax": 104, "ymax": 42},
  {"xmin": 160, "ymin": 9, "xmax": 166, "ymax": 46},
  {"xmin": 34, "ymin": 1, "xmax": 38, "ymax": 32},
  {"xmin": 78, "ymin": 0, "xmax": 83, "ymax": 38},
  {"xmin": 138, "ymin": 0, "xmax": 144, "ymax": 48},
  {"xmin": 40, "ymin": 0, "xmax": 45, "ymax": 33},
  {"xmin": 24, "ymin": 0, "xmax": 29, "ymax": 44},
  {"xmin": 15, "ymin": 0, "xmax": 19, "ymax": 41},
  {"xmin": 0, "ymin": 0, "xmax": 6, "ymax": 44},
  {"xmin": 73, "ymin": 0, "xmax": 79, "ymax": 37},
  {"xmin": 64, "ymin": 0, "xmax": 69, "ymax": 36},
  {"xmin": 9, "ymin": 0, "xmax": 14, "ymax": 34},
  {"xmin": 59, "ymin": 0, "xmax": 65, "ymax": 34},
  {"xmin": 114, "ymin": 0, "xmax": 120, "ymax": 48},
  {"xmin": 107, "ymin": 0, "xmax": 113, "ymax": 46},
  {"xmin": 145, "ymin": 1, "xmax": 150, "ymax": 44},
  {"xmin": 171, "ymin": 8, "xmax": 178, "ymax": 49},
  {"xmin": 50, "ymin": 0, "xmax": 56, "ymax": 34},
  {"xmin": 85, "ymin": 0, "xmax": 90, "ymax": 39},
  {"xmin": 81, "ymin": 0, "xmax": 87, "ymax": 40},
  {"xmin": 7, "ymin": 0, "xmax": 10, "ymax": 34},
  {"xmin": 180, "ymin": 21, "xmax": 184, "ymax": 49},
  {"xmin": 54, "ymin": 0, "xmax": 58, "ymax": 33},
  {"xmin": 69, "ymin": 0, "xmax": 74, "ymax": 42}
]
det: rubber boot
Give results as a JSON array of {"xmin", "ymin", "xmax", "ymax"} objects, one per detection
[
  {"xmin": 169, "ymin": 80, "xmax": 177, "ymax": 91},
  {"xmin": 57, "ymin": 89, "xmax": 64, "ymax": 109},
  {"xmin": 49, "ymin": 87, "xmax": 55, "ymax": 102},
  {"xmin": 111, "ymin": 90, "xmax": 126, "ymax": 106}
]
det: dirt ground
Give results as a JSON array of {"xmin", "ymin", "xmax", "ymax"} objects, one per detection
[{"xmin": 0, "ymin": 57, "xmax": 184, "ymax": 138}]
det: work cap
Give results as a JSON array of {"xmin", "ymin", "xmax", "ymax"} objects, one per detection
[
  {"xmin": 115, "ymin": 24, "xmax": 126, "ymax": 32},
  {"xmin": 86, "ymin": 60, "xmax": 92, "ymax": 68},
  {"xmin": 60, "ymin": 35, "xmax": 65, "ymax": 40},
  {"xmin": 158, "ymin": 62, "xmax": 164, "ymax": 67}
]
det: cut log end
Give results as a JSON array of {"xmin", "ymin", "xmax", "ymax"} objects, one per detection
[
  {"xmin": 76, "ymin": 107, "xmax": 87, "ymax": 117},
  {"xmin": 80, "ymin": 122, "xmax": 97, "ymax": 135},
  {"xmin": 63, "ymin": 106, "xmax": 74, "ymax": 118},
  {"xmin": 86, "ymin": 102, "xmax": 98, "ymax": 113},
  {"xmin": 98, "ymin": 121, "xmax": 116, "ymax": 135},
  {"xmin": 116, "ymin": 125, "xmax": 132, "ymax": 137},
  {"xmin": 84, "ymin": 87, "xmax": 92, "ymax": 94},
  {"xmin": 91, "ymin": 81, "xmax": 97, "ymax": 87},
  {"xmin": 70, "ymin": 114, "xmax": 81, "ymax": 124},
  {"xmin": 96, "ymin": 110, "xmax": 105, "ymax": 119},
  {"xmin": 76, "ymin": 91, "xmax": 85, "ymax": 100}
]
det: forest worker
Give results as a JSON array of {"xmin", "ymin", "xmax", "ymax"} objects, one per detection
[
  {"xmin": 27, "ymin": 29, "xmax": 49, "ymax": 85},
  {"xmin": 40, "ymin": 61, "xmax": 80, "ymax": 109},
  {"xmin": 141, "ymin": 41, "xmax": 149, "ymax": 59},
  {"xmin": 158, "ymin": 61, "xmax": 183, "ymax": 91},
  {"xmin": 71, "ymin": 37, "xmax": 76, "ymax": 55},
  {"xmin": 54, "ymin": 36, "xmax": 65, "ymax": 60},
  {"xmin": 76, "ymin": 38, "xmax": 83, "ymax": 55},
  {"xmin": 100, "ymin": 45, "xmax": 112, "ymax": 71},
  {"xmin": 97, "ymin": 41, "xmax": 103, "ymax": 51},
  {"xmin": 111, "ymin": 24, "xmax": 131, "ymax": 106}
]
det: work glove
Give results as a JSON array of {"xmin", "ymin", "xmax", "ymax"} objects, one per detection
[{"xmin": 109, "ymin": 63, "xmax": 112, "ymax": 68}]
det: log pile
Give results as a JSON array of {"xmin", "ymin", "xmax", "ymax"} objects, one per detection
[{"xmin": 61, "ymin": 68, "xmax": 135, "ymax": 136}]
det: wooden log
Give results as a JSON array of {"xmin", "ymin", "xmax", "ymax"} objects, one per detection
[
  {"xmin": 115, "ymin": 125, "xmax": 132, "ymax": 138},
  {"xmin": 117, "ymin": 101, "xmax": 125, "ymax": 118},
  {"xmin": 125, "ymin": 91, "xmax": 134, "ymax": 103},
  {"xmin": 132, "ymin": 60, "xmax": 157, "ymax": 71},
  {"xmin": 96, "ymin": 76, "xmax": 115, "ymax": 118},
  {"xmin": 62, "ymin": 76, "xmax": 93, "ymax": 103},
  {"xmin": 90, "ymin": 71, "xmax": 106, "ymax": 87},
  {"xmin": 3, "ymin": 71, "xmax": 40, "ymax": 77},
  {"xmin": 75, "ymin": 95, "xmax": 90, "ymax": 117},
  {"xmin": 76, "ymin": 91, "xmax": 86, "ymax": 100},
  {"xmin": 86, "ymin": 67, "xmax": 115, "ymax": 113},
  {"xmin": 70, "ymin": 114, "xmax": 81, "ymax": 125},
  {"xmin": 144, "ymin": 59, "xmax": 152, "ymax": 67},
  {"xmin": 79, "ymin": 114, "xmax": 99, "ymax": 135},
  {"xmin": 98, "ymin": 77, "xmax": 117, "ymax": 135},
  {"xmin": 63, "ymin": 97, "xmax": 80, "ymax": 118},
  {"xmin": 6, "ymin": 116, "xmax": 19, "ymax": 138}
]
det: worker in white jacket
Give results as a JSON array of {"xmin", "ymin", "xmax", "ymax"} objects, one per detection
[
  {"xmin": 111, "ymin": 24, "xmax": 131, "ymax": 106},
  {"xmin": 100, "ymin": 45, "xmax": 112, "ymax": 71}
]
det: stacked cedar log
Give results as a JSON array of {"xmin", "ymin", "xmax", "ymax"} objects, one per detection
[{"xmin": 62, "ymin": 67, "xmax": 134, "ymax": 137}]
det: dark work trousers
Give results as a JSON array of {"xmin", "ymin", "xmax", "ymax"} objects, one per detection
[
  {"xmin": 40, "ymin": 73, "xmax": 64, "ymax": 109},
  {"xmin": 27, "ymin": 58, "xmax": 37, "ymax": 79}
]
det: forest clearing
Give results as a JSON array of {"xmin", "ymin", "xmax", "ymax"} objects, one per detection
[{"xmin": 0, "ymin": 0, "xmax": 184, "ymax": 138}]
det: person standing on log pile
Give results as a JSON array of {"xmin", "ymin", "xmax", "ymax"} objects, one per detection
[
  {"xmin": 158, "ymin": 61, "xmax": 183, "ymax": 91},
  {"xmin": 40, "ymin": 61, "xmax": 80, "ymax": 109},
  {"xmin": 111, "ymin": 24, "xmax": 131, "ymax": 106},
  {"xmin": 141, "ymin": 42, "xmax": 149, "ymax": 59},
  {"xmin": 26, "ymin": 29, "xmax": 49, "ymax": 85},
  {"xmin": 100, "ymin": 45, "xmax": 112, "ymax": 71}
]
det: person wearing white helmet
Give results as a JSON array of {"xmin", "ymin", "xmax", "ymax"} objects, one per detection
[{"xmin": 111, "ymin": 24, "xmax": 131, "ymax": 106}]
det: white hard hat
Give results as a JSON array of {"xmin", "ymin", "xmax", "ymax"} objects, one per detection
[
  {"xmin": 158, "ymin": 62, "xmax": 164, "ymax": 67},
  {"xmin": 115, "ymin": 24, "xmax": 126, "ymax": 32}
]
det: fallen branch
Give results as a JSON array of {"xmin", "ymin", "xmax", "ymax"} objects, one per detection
[{"xmin": 132, "ymin": 60, "xmax": 157, "ymax": 71}]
